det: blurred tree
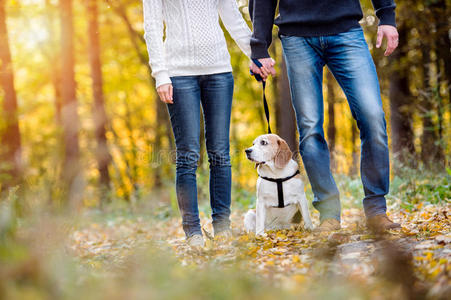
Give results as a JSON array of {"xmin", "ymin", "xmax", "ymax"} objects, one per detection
[
  {"xmin": 388, "ymin": 22, "xmax": 415, "ymax": 164},
  {"xmin": 350, "ymin": 120, "xmax": 359, "ymax": 176},
  {"xmin": 44, "ymin": 0, "xmax": 62, "ymax": 125},
  {"xmin": 0, "ymin": 0, "xmax": 22, "ymax": 189},
  {"xmin": 106, "ymin": 0, "xmax": 173, "ymax": 188},
  {"xmin": 86, "ymin": 0, "xmax": 112, "ymax": 193},
  {"xmin": 275, "ymin": 52, "xmax": 297, "ymax": 153},
  {"xmin": 60, "ymin": 0, "xmax": 82, "ymax": 206},
  {"xmin": 392, "ymin": 0, "xmax": 450, "ymax": 167},
  {"xmin": 431, "ymin": 0, "xmax": 449, "ymax": 162},
  {"xmin": 420, "ymin": 43, "xmax": 439, "ymax": 164},
  {"xmin": 326, "ymin": 69, "xmax": 336, "ymax": 169}
]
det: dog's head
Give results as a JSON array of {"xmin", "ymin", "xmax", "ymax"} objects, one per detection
[{"xmin": 245, "ymin": 134, "xmax": 292, "ymax": 169}]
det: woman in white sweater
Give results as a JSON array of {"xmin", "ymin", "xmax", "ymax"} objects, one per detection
[{"xmin": 143, "ymin": 0, "xmax": 253, "ymax": 247}]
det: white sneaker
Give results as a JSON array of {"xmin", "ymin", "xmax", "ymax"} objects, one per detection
[{"xmin": 187, "ymin": 234, "xmax": 205, "ymax": 248}]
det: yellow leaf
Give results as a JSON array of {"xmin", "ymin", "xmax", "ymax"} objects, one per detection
[
  {"xmin": 276, "ymin": 232, "xmax": 287, "ymax": 239},
  {"xmin": 424, "ymin": 251, "xmax": 434, "ymax": 260},
  {"xmin": 238, "ymin": 235, "xmax": 249, "ymax": 242},
  {"xmin": 414, "ymin": 256, "xmax": 424, "ymax": 261},
  {"xmin": 293, "ymin": 274, "xmax": 306, "ymax": 283}
]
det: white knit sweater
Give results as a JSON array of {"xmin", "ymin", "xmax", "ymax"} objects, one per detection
[{"xmin": 143, "ymin": 0, "xmax": 252, "ymax": 88}]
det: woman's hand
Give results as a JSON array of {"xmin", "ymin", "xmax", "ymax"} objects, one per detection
[{"xmin": 157, "ymin": 83, "xmax": 173, "ymax": 104}]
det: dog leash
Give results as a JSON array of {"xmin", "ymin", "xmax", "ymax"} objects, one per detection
[
  {"xmin": 251, "ymin": 59, "xmax": 299, "ymax": 208},
  {"xmin": 250, "ymin": 58, "xmax": 272, "ymax": 134}
]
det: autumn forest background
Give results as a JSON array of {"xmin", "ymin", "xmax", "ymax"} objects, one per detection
[{"xmin": 0, "ymin": 0, "xmax": 450, "ymax": 299}]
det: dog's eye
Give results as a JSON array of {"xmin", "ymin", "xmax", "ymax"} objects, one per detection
[{"xmin": 260, "ymin": 140, "xmax": 267, "ymax": 146}]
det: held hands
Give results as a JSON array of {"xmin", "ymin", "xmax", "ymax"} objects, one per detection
[
  {"xmin": 376, "ymin": 25, "xmax": 399, "ymax": 56},
  {"xmin": 250, "ymin": 58, "xmax": 276, "ymax": 81},
  {"xmin": 157, "ymin": 83, "xmax": 173, "ymax": 104}
]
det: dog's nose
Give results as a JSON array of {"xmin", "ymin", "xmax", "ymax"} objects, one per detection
[{"xmin": 245, "ymin": 148, "xmax": 252, "ymax": 154}]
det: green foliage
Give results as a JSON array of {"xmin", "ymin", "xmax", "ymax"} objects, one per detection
[
  {"xmin": 335, "ymin": 175, "xmax": 365, "ymax": 208},
  {"xmin": 0, "ymin": 187, "xmax": 20, "ymax": 241},
  {"xmin": 391, "ymin": 167, "xmax": 451, "ymax": 210},
  {"xmin": 232, "ymin": 183, "xmax": 256, "ymax": 210}
]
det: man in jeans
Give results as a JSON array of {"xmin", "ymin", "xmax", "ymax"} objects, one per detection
[{"xmin": 249, "ymin": 0, "xmax": 401, "ymax": 232}]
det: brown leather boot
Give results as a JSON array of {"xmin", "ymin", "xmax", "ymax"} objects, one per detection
[
  {"xmin": 367, "ymin": 214, "xmax": 401, "ymax": 232},
  {"xmin": 314, "ymin": 219, "xmax": 341, "ymax": 232}
]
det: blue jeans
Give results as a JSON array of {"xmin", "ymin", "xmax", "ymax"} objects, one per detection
[
  {"xmin": 281, "ymin": 27, "xmax": 389, "ymax": 221},
  {"xmin": 167, "ymin": 72, "xmax": 234, "ymax": 237}
]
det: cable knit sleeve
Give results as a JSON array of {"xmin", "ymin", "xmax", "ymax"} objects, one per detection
[
  {"xmin": 218, "ymin": 0, "xmax": 252, "ymax": 58},
  {"xmin": 143, "ymin": 0, "xmax": 171, "ymax": 88}
]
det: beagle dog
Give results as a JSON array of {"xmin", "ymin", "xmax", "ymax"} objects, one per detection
[{"xmin": 244, "ymin": 134, "xmax": 313, "ymax": 235}]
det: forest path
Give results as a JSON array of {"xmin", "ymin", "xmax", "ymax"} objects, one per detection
[{"xmin": 70, "ymin": 204, "xmax": 450, "ymax": 297}]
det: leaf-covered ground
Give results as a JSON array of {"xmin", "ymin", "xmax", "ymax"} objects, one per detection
[{"xmin": 69, "ymin": 203, "xmax": 451, "ymax": 299}]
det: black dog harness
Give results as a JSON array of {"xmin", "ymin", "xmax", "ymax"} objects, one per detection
[{"xmin": 259, "ymin": 170, "xmax": 300, "ymax": 208}]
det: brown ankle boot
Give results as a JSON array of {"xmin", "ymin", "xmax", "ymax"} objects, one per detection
[
  {"xmin": 314, "ymin": 219, "xmax": 341, "ymax": 232},
  {"xmin": 367, "ymin": 214, "xmax": 401, "ymax": 232}
]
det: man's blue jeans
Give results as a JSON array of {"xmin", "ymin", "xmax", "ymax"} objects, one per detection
[
  {"xmin": 280, "ymin": 27, "xmax": 389, "ymax": 221},
  {"xmin": 167, "ymin": 72, "xmax": 234, "ymax": 237}
]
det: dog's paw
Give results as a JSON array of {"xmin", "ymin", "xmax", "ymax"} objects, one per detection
[
  {"xmin": 256, "ymin": 231, "xmax": 267, "ymax": 238},
  {"xmin": 244, "ymin": 210, "xmax": 256, "ymax": 233}
]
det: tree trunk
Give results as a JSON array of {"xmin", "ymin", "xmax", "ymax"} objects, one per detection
[
  {"xmin": 441, "ymin": 32, "xmax": 451, "ymax": 139},
  {"xmin": 275, "ymin": 57, "xmax": 297, "ymax": 153},
  {"xmin": 431, "ymin": 0, "xmax": 448, "ymax": 164},
  {"xmin": 153, "ymin": 94, "xmax": 168, "ymax": 187},
  {"xmin": 124, "ymin": 102, "xmax": 139, "ymax": 202},
  {"xmin": 350, "ymin": 120, "xmax": 359, "ymax": 176},
  {"xmin": 435, "ymin": 56, "xmax": 445, "ymax": 163},
  {"xmin": 44, "ymin": 0, "xmax": 62, "ymax": 125},
  {"xmin": 420, "ymin": 44, "xmax": 439, "ymax": 165},
  {"xmin": 60, "ymin": 0, "xmax": 82, "ymax": 206},
  {"xmin": 0, "ymin": 0, "xmax": 22, "ymax": 188},
  {"xmin": 388, "ymin": 24, "xmax": 415, "ymax": 164},
  {"xmin": 433, "ymin": 0, "xmax": 451, "ymax": 101},
  {"xmin": 326, "ymin": 69, "xmax": 336, "ymax": 170},
  {"xmin": 433, "ymin": 22, "xmax": 447, "ymax": 164},
  {"xmin": 86, "ymin": 0, "xmax": 111, "ymax": 191}
]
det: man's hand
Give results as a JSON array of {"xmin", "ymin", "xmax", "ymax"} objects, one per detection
[
  {"xmin": 250, "ymin": 57, "xmax": 276, "ymax": 81},
  {"xmin": 157, "ymin": 83, "xmax": 173, "ymax": 104},
  {"xmin": 376, "ymin": 25, "xmax": 399, "ymax": 56}
]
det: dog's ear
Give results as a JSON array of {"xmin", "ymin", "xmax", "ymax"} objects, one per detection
[{"xmin": 274, "ymin": 138, "xmax": 292, "ymax": 168}]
